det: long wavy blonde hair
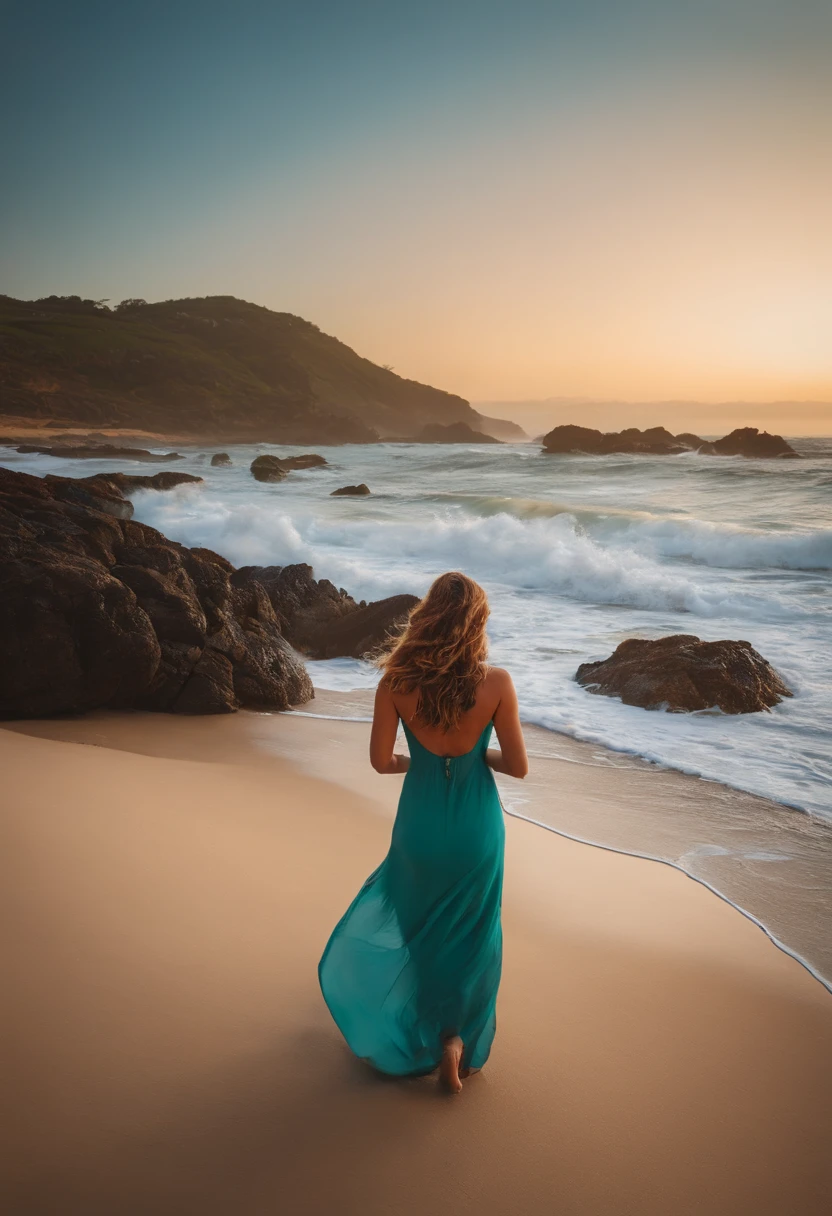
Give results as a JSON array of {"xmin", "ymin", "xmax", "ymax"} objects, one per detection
[{"xmin": 378, "ymin": 571, "xmax": 490, "ymax": 731}]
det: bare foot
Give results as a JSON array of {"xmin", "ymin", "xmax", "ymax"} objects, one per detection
[{"xmin": 439, "ymin": 1035, "xmax": 464, "ymax": 1093}]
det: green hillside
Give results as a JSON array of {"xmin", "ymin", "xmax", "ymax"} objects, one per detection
[{"xmin": 0, "ymin": 294, "xmax": 491, "ymax": 443}]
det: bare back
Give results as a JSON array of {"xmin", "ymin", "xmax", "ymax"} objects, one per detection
[
  {"xmin": 370, "ymin": 666, "xmax": 528, "ymax": 779},
  {"xmin": 391, "ymin": 669, "xmax": 503, "ymax": 755}
]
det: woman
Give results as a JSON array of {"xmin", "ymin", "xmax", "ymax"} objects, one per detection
[{"xmin": 318, "ymin": 571, "xmax": 528, "ymax": 1093}]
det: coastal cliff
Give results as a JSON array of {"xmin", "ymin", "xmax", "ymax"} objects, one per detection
[{"xmin": 0, "ymin": 294, "xmax": 512, "ymax": 443}]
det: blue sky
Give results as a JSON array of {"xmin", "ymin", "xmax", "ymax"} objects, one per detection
[{"xmin": 2, "ymin": 1, "xmax": 830, "ymax": 408}]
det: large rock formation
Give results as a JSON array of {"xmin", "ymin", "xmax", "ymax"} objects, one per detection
[
  {"xmin": 250, "ymin": 455, "xmax": 287, "ymax": 482},
  {"xmin": 542, "ymin": 425, "xmax": 701, "ymax": 455},
  {"xmin": 276, "ymin": 454, "xmax": 328, "ymax": 470},
  {"xmin": 0, "ymin": 467, "xmax": 312, "ymax": 717},
  {"xmin": 12, "ymin": 442, "xmax": 183, "ymax": 461},
  {"xmin": 575, "ymin": 635, "xmax": 792, "ymax": 714},
  {"xmin": 211, "ymin": 452, "xmax": 232, "ymax": 466},
  {"xmin": 250, "ymin": 453, "xmax": 328, "ymax": 482},
  {"xmin": 541, "ymin": 424, "xmax": 799, "ymax": 458},
  {"xmin": 30, "ymin": 471, "xmax": 203, "ymax": 522},
  {"xmin": 234, "ymin": 563, "xmax": 418, "ymax": 660},
  {"xmin": 711, "ymin": 428, "xmax": 800, "ymax": 459},
  {"xmin": 77, "ymin": 471, "xmax": 202, "ymax": 495}
]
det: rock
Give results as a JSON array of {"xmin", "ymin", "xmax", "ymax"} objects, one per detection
[
  {"xmin": 541, "ymin": 425, "xmax": 695, "ymax": 455},
  {"xmin": 0, "ymin": 466, "xmax": 312, "ymax": 718},
  {"xmin": 541, "ymin": 423, "xmax": 799, "ymax": 458},
  {"xmin": 276, "ymin": 453, "xmax": 328, "ymax": 470},
  {"xmin": 33, "ymin": 471, "xmax": 202, "ymax": 522},
  {"xmin": 250, "ymin": 455, "xmax": 287, "ymax": 482},
  {"xmin": 412, "ymin": 422, "xmax": 502, "ymax": 444},
  {"xmin": 250, "ymin": 453, "xmax": 328, "ymax": 481},
  {"xmin": 211, "ymin": 452, "xmax": 232, "ymax": 466},
  {"xmin": 575, "ymin": 635, "xmax": 792, "ymax": 714},
  {"xmin": 711, "ymin": 428, "xmax": 799, "ymax": 459},
  {"xmin": 330, "ymin": 483, "xmax": 370, "ymax": 496},
  {"xmin": 233, "ymin": 563, "xmax": 418, "ymax": 660},
  {"xmin": 80, "ymin": 471, "xmax": 202, "ymax": 494},
  {"xmin": 14, "ymin": 443, "xmax": 182, "ymax": 461}
]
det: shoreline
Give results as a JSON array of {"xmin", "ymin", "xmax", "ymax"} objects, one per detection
[
  {"xmin": 292, "ymin": 687, "xmax": 832, "ymax": 990},
  {"xmin": 2, "ymin": 707, "xmax": 831, "ymax": 1214},
  {"xmin": 4, "ymin": 437, "xmax": 830, "ymax": 818},
  {"xmin": 8, "ymin": 689, "xmax": 832, "ymax": 992}
]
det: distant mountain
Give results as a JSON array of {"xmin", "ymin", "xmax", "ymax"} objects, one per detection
[
  {"xmin": 473, "ymin": 413, "xmax": 527, "ymax": 441},
  {"xmin": 0, "ymin": 294, "xmax": 514, "ymax": 444},
  {"xmin": 412, "ymin": 422, "xmax": 502, "ymax": 444}
]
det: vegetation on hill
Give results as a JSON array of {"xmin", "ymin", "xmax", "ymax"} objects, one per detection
[{"xmin": 0, "ymin": 294, "xmax": 502, "ymax": 443}]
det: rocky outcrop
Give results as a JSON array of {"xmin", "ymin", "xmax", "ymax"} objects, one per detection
[
  {"xmin": 542, "ymin": 425, "xmax": 702, "ymax": 455},
  {"xmin": 250, "ymin": 455, "xmax": 287, "ymax": 482},
  {"xmin": 276, "ymin": 454, "xmax": 327, "ymax": 470},
  {"xmin": 211, "ymin": 452, "xmax": 232, "ymax": 466},
  {"xmin": 31, "ymin": 471, "xmax": 203, "ymax": 522},
  {"xmin": 575, "ymin": 635, "xmax": 792, "ymax": 714},
  {"xmin": 234, "ymin": 563, "xmax": 417, "ymax": 660},
  {"xmin": 13, "ymin": 442, "xmax": 183, "ymax": 461},
  {"xmin": 711, "ymin": 428, "xmax": 800, "ymax": 459},
  {"xmin": 250, "ymin": 453, "xmax": 328, "ymax": 482},
  {"xmin": 0, "ymin": 467, "xmax": 312, "ymax": 718},
  {"xmin": 541, "ymin": 424, "xmax": 799, "ymax": 458},
  {"xmin": 412, "ymin": 422, "xmax": 502, "ymax": 444},
  {"xmin": 331, "ymin": 483, "xmax": 370, "ymax": 496},
  {"xmin": 80, "ymin": 471, "xmax": 202, "ymax": 494}
]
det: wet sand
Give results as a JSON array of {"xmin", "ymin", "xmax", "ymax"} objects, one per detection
[{"xmin": 2, "ymin": 710, "xmax": 831, "ymax": 1215}]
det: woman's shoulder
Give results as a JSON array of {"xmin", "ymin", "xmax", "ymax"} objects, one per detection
[{"xmin": 482, "ymin": 666, "xmax": 515, "ymax": 694}]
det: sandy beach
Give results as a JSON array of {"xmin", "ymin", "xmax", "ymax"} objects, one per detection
[{"xmin": 2, "ymin": 705, "xmax": 831, "ymax": 1216}]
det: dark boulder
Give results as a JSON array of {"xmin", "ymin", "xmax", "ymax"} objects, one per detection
[
  {"xmin": 234, "ymin": 562, "xmax": 417, "ymax": 660},
  {"xmin": 211, "ymin": 452, "xmax": 232, "ymax": 466},
  {"xmin": 32, "ymin": 470, "xmax": 203, "ymax": 522},
  {"xmin": 276, "ymin": 453, "xmax": 328, "ymax": 470},
  {"xmin": 541, "ymin": 423, "xmax": 798, "ymax": 459},
  {"xmin": 331, "ymin": 483, "xmax": 371, "ymax": 496},
  {"xmin": 711, "ymin": 428, "xmax": 799, "ymax": 459},
  {"xmin": 0, "ymin": 466, "xmax": 312, "ymax": 718},
  {"xmin": 14, "ymin": 442, "xmax": 182, "ymax": 462},
  {"xmin": 250, "ymin": 455, "xmax": 287, "ymax": 482},
  {"xmin": 575, "ymin": 634, "xmax": 792, "ymax": 714},
  {"xmin": 542, "ymin": 425, "xmax": 693, "ymax": 455},
  {"xmin": 77, "ymin": 471, "xmax": 202, "ymax": 494},
  {"xmin": 250, "ymin": 452, "xmax": 328, "ymax": 481}
]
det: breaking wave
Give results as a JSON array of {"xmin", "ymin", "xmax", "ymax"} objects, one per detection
[{"xmin": 131, "ymin": 487, "xmax": 819, "ymax": 621}]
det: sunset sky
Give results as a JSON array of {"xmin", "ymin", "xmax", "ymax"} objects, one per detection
[{"xmin": 2, "ymin": 1, "xmax": 830, "ymax": 428}]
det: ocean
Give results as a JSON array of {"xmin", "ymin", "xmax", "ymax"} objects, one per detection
[{"xmin": 7, "ymin": 437, "xmax": 832, "ymax": 984}]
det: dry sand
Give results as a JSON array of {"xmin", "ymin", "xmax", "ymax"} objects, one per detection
[{"xmin": 1, "ymin": 710, "xmax": 831, "ymax": 1216}]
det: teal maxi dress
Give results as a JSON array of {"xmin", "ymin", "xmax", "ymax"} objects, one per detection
[{"xmin": 318, "ymin": 720, "xmax": 505, "ymax": 1076}]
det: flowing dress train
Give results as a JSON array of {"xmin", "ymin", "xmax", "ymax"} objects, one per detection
[{"xmin": 318, "ymin": 721, "xmax": 505, "ymax": 1076}]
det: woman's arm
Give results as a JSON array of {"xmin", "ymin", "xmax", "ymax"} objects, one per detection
[
  {"xmin": 369, "ymin": 681, "xmax": 411, "ymax": 775},
  {"xmin": 487, "ymin": 669, "xmax": 529, "ymax": 779}
]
